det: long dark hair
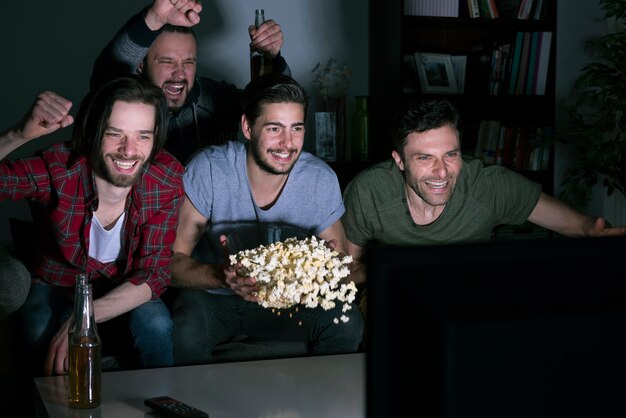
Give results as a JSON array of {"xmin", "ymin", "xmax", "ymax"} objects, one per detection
[{"xmin": 71, "ymin": 75, "xmax": 170, "ymax": 164}]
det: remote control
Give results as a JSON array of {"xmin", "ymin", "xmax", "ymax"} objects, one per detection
[{"xmin": 144, "ymin": 396, "xmax": 209, "ymax": 418}]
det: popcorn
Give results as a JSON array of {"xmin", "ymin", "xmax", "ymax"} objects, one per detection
[{"xmin": 229, "ymin": 235, "xmax": 357, "ymax": 323}]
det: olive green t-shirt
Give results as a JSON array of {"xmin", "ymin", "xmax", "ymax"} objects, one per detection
[{"xmin": 342, "ymin": 158, "xmax": 542, "ymax": 247}]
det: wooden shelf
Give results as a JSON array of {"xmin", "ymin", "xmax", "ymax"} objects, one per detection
[{"xmin": 369, "ymin": 0, "xmax": 557, "ymax": 191}]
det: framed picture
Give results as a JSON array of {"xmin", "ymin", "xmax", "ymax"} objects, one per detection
[{"xmin": 414, "ymin": 52, "xmax": 458, "ymax": 94}]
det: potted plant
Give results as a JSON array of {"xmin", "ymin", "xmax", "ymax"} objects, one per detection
[{"xmin": 558, "ymin": 0, "xmax": 626, "ymax": 209}]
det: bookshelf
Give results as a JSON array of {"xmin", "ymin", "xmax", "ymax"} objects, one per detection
[{"xmin": 369, "ymin": 0, "xmax": 557, "ymax": 194}]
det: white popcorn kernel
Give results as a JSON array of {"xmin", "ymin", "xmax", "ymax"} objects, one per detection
[{"xmin": 229, "ymin": 235, "xmax": 356, "ymax": 323}]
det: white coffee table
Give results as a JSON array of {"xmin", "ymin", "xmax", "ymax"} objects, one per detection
[{"xmin": 34, "ymin": 352, "xmax": 365, "ymax": 418}]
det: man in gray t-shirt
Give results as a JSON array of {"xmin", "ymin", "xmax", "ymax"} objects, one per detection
[{"xmin": 169, "ymin": 74, "xmax": 363, "ymax": 366}]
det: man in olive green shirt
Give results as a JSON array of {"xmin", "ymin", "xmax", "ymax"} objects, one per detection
[{"xmin": 342, "ymin": 99, "xmax": 626, "ymax": 285}]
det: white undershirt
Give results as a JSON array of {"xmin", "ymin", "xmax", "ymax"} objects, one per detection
[{"xmin": 89, "ymin": 213, "xmax": 125, "ymax": 263}]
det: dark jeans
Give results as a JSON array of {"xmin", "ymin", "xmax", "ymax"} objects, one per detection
[
  {"xmin": 19, "ymin": 283, "xmax": 173, "ymax": 376},
  {"xmin": 171, "ymin": 290, "xmax": 364, "ymax": 366}
]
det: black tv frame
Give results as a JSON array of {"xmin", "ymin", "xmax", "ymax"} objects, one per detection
[{"xmin": 366, "ymin": 236, "xmax": 626, "ymax": 418}]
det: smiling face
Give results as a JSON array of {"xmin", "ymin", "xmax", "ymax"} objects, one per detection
[
  {"xmin": 392, "ymin": 124, "xmax": 463, "ymax": 208},
  {"xmin": 242, "ymin": 102, "xmax": 306, "ymax": 175},
  {"xmin": 94, "ymin": 101, "xmax": 156, "ymax": 188},
  {"xmin": 139, "ymin": 31, "xmax": 197, "ymax": 110}
]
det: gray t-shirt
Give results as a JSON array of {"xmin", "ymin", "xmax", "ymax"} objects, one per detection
[
  {"xmin": 184, "ymin": 141, "xmax": 345, "ymax": 264},
  {"xmin": 342, "ymin": 157, "xmax": 542, "ymax": 247}
]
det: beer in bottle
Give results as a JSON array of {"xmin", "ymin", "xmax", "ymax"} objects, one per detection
[
  {"xmin": 250, "ymin": 9, "xmax": 273, "ymax": 79},
  {"xmin": 68, "ymin": 274, "xmax": 101, "ymax": 409}
]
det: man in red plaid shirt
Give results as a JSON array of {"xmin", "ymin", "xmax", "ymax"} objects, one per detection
[{"xmin": 0, "ymin": 76, "xmax": 184, "ymax": 376}]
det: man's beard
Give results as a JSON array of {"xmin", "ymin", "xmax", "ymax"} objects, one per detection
[
  {"xmin": 96, "ymin": 156, "xmax": 144, "ymax": 188},
  {"xmin": 250, "ymin": 142, "xmax": 298, "ymax": 175}
]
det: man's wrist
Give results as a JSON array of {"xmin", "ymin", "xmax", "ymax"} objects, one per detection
[
  {"xmin": 5, "ymin": 127, "xmax": 28, "ymax": 144},
  {"xmin": 144, "ymin": 7, "xmax": 166, "ymax": 31}
]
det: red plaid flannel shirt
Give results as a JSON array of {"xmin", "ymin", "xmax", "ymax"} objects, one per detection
[{"xmin": 0, "ymin": 142, "xmax": 184, "ymax": 298}]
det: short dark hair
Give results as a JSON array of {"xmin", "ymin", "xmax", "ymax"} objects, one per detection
[
  {"xmin": 391, "ymin": 99, "xmax": 461, "ymax": 157},
  {"xmin": 161, "ymin": 24, "xmax": 197, "ymax": 39},
  {"xmin": 140, "ymin": 26, "xmax": 197, "ymax": 78},
  {"xmin": 71, "ymin": 75, "xmax": 169, "ymax": 165},
  {"xmin": 241, "ymin": 73, "xmax": 309, "ymax": 126}
]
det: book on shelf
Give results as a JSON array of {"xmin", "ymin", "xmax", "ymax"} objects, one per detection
[
  {"xmin": 468, "ymin": 37, "xmax": 498, "ymax": 95},
  {"xmin": 512, "ymin": 127, "xmax": 528, "ymax": 170},
  {"xmin": 527, "ymin": 126, "xmax": 552, "ymax": 171},
  {"xmin": 468, "ymin": 0, "xmax": 480, "ymax": 17},
  {"xmin": 525, "ymin": 31, "xmax": 540, "ymax": 95},
  {"xmin": 494, "ymin": 0, "xmax": 522, "ymax": 19},
  {"xmin": 507, "ymin": 31, "xmax": 524, "ymax": 95},
  {"xmin": 515, "ymin": 31, "xmax": 533, "ymax": 95},
  {"xmin": 404, "ymin": 0, "xmax": 459, "ymax": 17},
  {"xmin": 517, "ymin": 0, "xmax": 535, "ymax": 19},
  {"xmin": 477, "ymin": 0, "xmax": 489, "ymax": 18},
  {"xmin": 476, "ymin": 0, "xmax": 499, "ymax": 18},
  {"xmin": 490, "ymin": 42, "xmax": 511, "ymax": 95},
  {"xmin": 481, "ymin": 124, "xmax": 552, "ymax": 170},
  {"xmin": 487, "ymin": 0, "xmax": 500, "ymax": 18},
  {"xmin": 464, "ymin": 29, "xmax": 551, "ymax": 97},
  {"xmin": 533, "ymin": 31, "xmax": 552, "ymax": 95},
  {"xmin": 494, "ymin": 126, "xmax": 507, "ymax": 166},
  {"xmin": 496, "ymin": 126, "xmax": 517, "ymax": 167},
  {"xmin": 531, "ymin": 0, "xmax": 548, "ymax": 20},
  {"xmin": 475, "ymin": 120, "xmax": 501, "ymax": 164}
]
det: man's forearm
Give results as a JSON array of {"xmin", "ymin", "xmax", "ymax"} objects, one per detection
[
  {"xmin": 93, "ymin": 282, "xmax": 152, "ymax": 323},
  {"xmin": 169, "ymin": 253, "xmax": 228, "ymax": 290},
  {"xmin": 90, "ymin": 8, "xmax": 157, "ymax": 90},
  {"xmin": 0, "ymin": 128, "xmax": 27, "ymax": 160}
]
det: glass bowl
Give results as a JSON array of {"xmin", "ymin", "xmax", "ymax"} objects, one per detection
[{"xmin": 227, "ymin": 224, "xmax": 309, "ymax": 253}]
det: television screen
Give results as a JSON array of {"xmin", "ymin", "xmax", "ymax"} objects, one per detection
[{"xmin": 365, "ymin": 236, "xmax": 626, "ymax": 418}]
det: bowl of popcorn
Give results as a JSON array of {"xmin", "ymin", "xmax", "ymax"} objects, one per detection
[{"xmin": 227, "ymin": 224, "xmax": 357, "ymax": 323}]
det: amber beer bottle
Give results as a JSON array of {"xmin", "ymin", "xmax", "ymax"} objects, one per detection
[
  {"xmin": 250, "ymin": 9, "xmax": 273, "ymax": 79},
  {"xmin": 69, "ymin": 274, "xmax": 101, "ymax": 409}
]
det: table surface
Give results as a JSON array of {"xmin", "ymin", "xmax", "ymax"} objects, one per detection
[{"xmin": 34, "ymin": 352, "xmax": 365, "ymax": 418}]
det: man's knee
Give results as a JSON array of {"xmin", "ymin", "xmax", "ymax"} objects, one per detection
[
  {"xmin": 128, "ymin": 299, "xmax": 172, "ymax": 338},
  {"xmin": 340, "ymin": 304, "xmax": 365, "ymax": 343},
  {"xmin": 313, "ymin": 303, "xmax": 364, "ymax": 352}
]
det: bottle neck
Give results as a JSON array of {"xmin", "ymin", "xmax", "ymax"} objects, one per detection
[
  {"xmin": 73, "ymin": 282, "xmax": 98, "ymax": 336},
  {"xmin": 355, "ymin": 96, "xmax": 368, "ymax": 112},
  {"xmin": 255, "ymin": 9, "xmax": 265, "ymax": 27}
]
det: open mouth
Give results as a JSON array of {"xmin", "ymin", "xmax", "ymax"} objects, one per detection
[
  {"xmin": 270, "ymin": 150, "xmax": 294, "ymax": 163},
  {"xmin": 112, "ymin": 158, "xmax": 139, "ymax": 172},
  {"xmin": 425, "ymin": 179, "xmax": 448, "ymax": 190},
  {"xmin": 163, "ymin": 82, "xmax": 186, "ymax": 96}
]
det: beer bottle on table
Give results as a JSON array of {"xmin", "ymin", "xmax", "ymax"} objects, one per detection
[
  {"xmin": 68, "ymin": 274, "xmax": 101, "ymax": 409},
  {"xmin": 250, "ymin": 9, "xmax": 273, "ymax": 80}
]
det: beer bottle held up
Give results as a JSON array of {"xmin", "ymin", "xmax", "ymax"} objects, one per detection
[
  {"xmin": 69, "ymin": 274, "xmax": 101, "ymax": 409},
  {"xmin": 250, "ymin": 9, "xmax": 273, "ymax": 80}
]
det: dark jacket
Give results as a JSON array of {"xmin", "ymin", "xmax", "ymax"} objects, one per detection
[{"xmin": 91, "ymin": 8, "xmax": 291, "ymax": 164}]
